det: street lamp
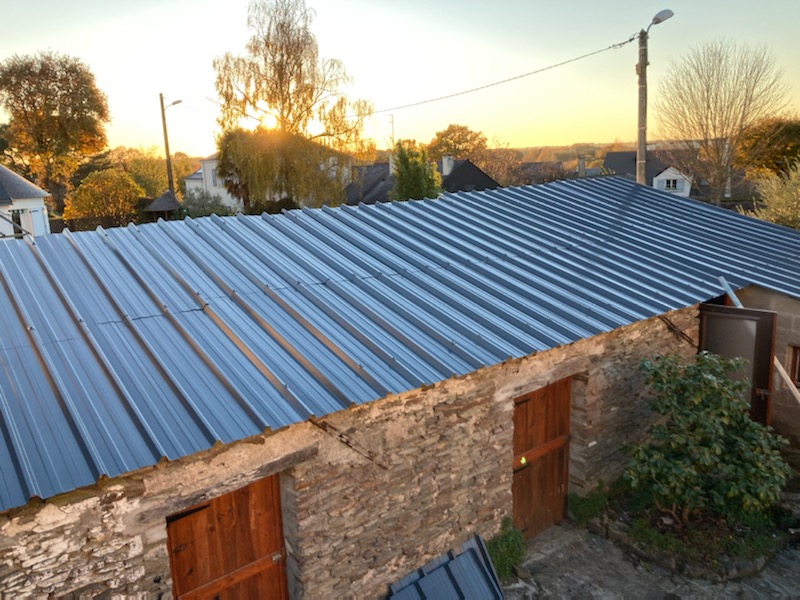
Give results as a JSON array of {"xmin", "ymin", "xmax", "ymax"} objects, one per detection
[
  {"xmin": 636, "ymin": 9, "xmax": 673, "ymax": 185},
  {"xmin": 159, "ymin": 93, "xmax": 182, "ymax": 194}
]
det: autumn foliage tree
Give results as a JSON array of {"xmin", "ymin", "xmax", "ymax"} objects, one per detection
[
  {"xmin": 427, "ymin": 124, "xmax": 488, "ymax": 163},
  {"xmin": 0, "ymin": 52, "xmax": 109, "ymax": 213},
  {"xmin": 72, "ymin": 147, "xmax": 199, "ymax": 200},
  {"xmin": 64, "ymin": 169, "xmax": 144, "ymax": 224},
  {"xmin": 737, "ymin": 117, "xmax": 800, "ymax": 179},
  {"xmin": 742, "ymin": 161, "xmax": 800, "ymax": 230}
]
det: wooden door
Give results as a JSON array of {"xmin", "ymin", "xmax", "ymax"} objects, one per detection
[
  {"xmin": 512, "ymin": 378, "xmax": 570, "ymax": 539},
  {"xmin": 167, "ymin": 475, "xmax": 288, "ymax": 600},
  {"xmin": 699, "ymin": 303, "xmax": 777, "ymax": 424}
]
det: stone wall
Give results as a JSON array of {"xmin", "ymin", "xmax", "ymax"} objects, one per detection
[
  {"xmin": 282, "ymin": 305, "xmax": 698, "ymax": 597},
  {"xmin": 0, "ymin": 431, "xmax": 319, "ymax": 597},
  {"xmin": 737, "ymin": 286, "xmax": 800, "ymax": 444},
  {"xmin": 0, "ymin": 306, "xmax": 698, "ymax": 598}
]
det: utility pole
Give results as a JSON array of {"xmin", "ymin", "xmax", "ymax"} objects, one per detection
[
  {"xmin": 635, "ymin": 9, "xmax": 674, "ymax": 187},
  {"xmin": 160, "ymin": 93, "xmax": 182, "ymax": 194},
  {"xmin": 636, "ymin": 29, "xmax": 648, "ymax": 185}
]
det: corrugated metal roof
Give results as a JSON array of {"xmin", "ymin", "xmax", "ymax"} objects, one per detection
[
  {"xmin": 1, "ymin": 177, "xmax": 799, "ymax": 511},
  {"xmin": 388, "ymin": 535, "xmax": 503, "ymax": 599}
]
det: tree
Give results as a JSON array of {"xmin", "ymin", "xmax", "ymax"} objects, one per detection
[
  {"xmin": 214, "ymin": 0, "xmax": 371, "ymax": 147},
  {"xmin": 741, "ymin": 161, "xmax": 800, "ymax": 230},
  {"xmin": 427, "ymin": 124, "xmax": 488, "ymax": 163},
  {"xmin": 72, "ymin": 147, "xmax": 200, "ymax": 200},
  {"xmin": 217, "ymin": 127, "xmax": 344, "ymax": 213},
  {"xmin": 64, "ymin": 169, "xmax": 144, "ymax": 224},
  {"xmin": 737, "ymin": 117, "xmax": 800, "ymax": 179},
  {"xmin": 480, "ymin": 144, "xmax": 525, "ymax": 187},
  {"xmin": 213, "ymin": 0, "xmax": 372, "ymax": 208},
  {"xmin": 390, "ymin": 141, "xmax": 441, "ymax": 201},
  {"xmin": 625, "ymin": 352, "xmax": 789, "ymax": 525},
  {"xmin": 0, "ymin": 52, "xmax": 109, "ymax": 213},
  {"xmin": 655, "ymin": 40, "xmax": 788, "ymax": 204}
]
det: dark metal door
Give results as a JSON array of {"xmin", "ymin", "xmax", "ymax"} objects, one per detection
[
  {"xmin": 167, "ymin": 474, "xmax": 288, "ymax": 600},
  {"xmin": 512, "ymin": 377, "xmax": 570, "ymax": 539},
  {"xmin": 699, "ymin": 303, "xmax": 776, "ymax": 424}
]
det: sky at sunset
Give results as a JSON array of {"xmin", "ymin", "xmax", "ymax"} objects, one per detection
[{"xmin": 3, "ymin": 0, "xmax": 799, "ymax": 158}]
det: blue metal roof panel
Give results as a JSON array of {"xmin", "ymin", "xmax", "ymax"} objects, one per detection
[
  {"xmin": 1, "ymin": 177, "xmax": 800, "ymax": 511},
  {"xmin": 388, "ymin": 535, "xmax": 503, "ymax": 599}
]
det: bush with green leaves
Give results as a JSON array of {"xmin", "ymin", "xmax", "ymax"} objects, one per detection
[
  {"xmin": 568, "ymin": 486, "xmax": 608, "ymax": 525},
  {"xmin": 625, "ymin": 352, "xmax": 789, "ymax": 525},
  {"xmin": 182, "ymin": 188, "xmax": 233, "ymax": 218},
  {"xmin": 486, "ymin": 517, "xmax": 525, "ymax": 579}
]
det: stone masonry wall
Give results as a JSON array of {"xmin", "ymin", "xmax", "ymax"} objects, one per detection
[
  {"xmin": 0, "ymin": 306, "xmax": 698, "ymax": 598},
  {"xmin": 0, "ymin": 428, "xmax": 319, "ymax": 597},
  {"xmin": 283, "ymin": 305, "xmax": 698, "ymax": 598},
  {"xmin": 737, "ymin": 286, "xmax": 800, "ymax": 444}
]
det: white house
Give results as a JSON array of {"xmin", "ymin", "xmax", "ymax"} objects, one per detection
[
  {"xmin": 184, "ymin": 153, "xmax": 242, "ymax": 211},
  {"xmin": 603, "ymin": 151, "xmax": 693, "ymax": 197},
  {"xmin": 0, "ymin": 165, "xmax": 51, "ymax": 239},
  {"xmin": 652, "ymin": 165, "xmax": 693, "ymax": 198}
]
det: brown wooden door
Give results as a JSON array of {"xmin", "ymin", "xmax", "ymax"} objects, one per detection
[
  {"xmin": 167, "ymin": 475, "xmax": 288, "ymax": 600},
  {"xmin": 512, "ymin": 378, "xmax": 570, "ymax": 539},
  {"xmin": 699, "ymin": 303, "xmax": 777, "ymax": 424}
]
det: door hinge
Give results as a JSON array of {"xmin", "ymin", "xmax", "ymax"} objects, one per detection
[{"xmin": 271, "ymin": 552, "xmax": 283, "ymax": 563}]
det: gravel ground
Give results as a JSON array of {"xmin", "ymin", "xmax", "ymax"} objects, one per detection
[{"xmin": 502, "ymin": 523, "xmax": 800, "ymax": 599}]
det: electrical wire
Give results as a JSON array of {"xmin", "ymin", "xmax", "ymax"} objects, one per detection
[{"xmin": 373, "ymin": 33, "xmax": 639, "ymax": 115}]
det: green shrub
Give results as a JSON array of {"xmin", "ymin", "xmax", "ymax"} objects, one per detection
[
  {"xmin": 486, "ymin": 517, "xmax": 525, "ymax": 579},
  {"xmin": 624, "ymin": 352, "xmax": 790, "ymax": 524},
  {"xmin": 182, "ymin": 188, "xmax": 232, "ymax": 217},
  {"xmin": 569, "ymin": 486, "xmax": 608, "ymax": 525}
]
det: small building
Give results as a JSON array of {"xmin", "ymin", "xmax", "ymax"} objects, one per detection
[
  {"xmin": 0, "ymin": 178, "xmax": 798, "ymax": 597},
  {"xmin": 184, "ymin": 153, "xmax": 242, "ymax": 211},
  {"xmin": 603, "ymin": 150, "xmax": 693, "ymax": 197},
  {"xmin": 142, "ymin": 190, "xmax": 183, "ymax": 222},
  {"xmin": 0, "ymin": 164, "xmax": 51, "ymax": 238},
  {"xmin": 344, "ymin": 157, "xmax": 499, "ymax": 205}
]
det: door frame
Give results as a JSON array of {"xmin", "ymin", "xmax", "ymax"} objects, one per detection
[
  {"xmin": 512, "ymin": 377, "xmax": 572, "ymax": 539},
  {"xmin": 166, "ymin": 473, "xmax": 289, "ymax": 599}
]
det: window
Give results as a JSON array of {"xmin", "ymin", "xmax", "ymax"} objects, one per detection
[
  {"xmin": 11, "ymin": 210, "xmax": 23, "ymax": 239},
  {"xmin": 790, "ymin": 346, "xmax": 800, "ymax": 387},
  {"xmin": 665, "ymin": 179, "xmax": 678, "ymax": 191}
]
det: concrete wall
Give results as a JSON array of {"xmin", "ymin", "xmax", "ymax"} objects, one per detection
[
  {"xmin": 737, "ymin": 286, "xmax": 800, "ymax": 444},
  {"xmin": 0, "ymin": 306, "xmax": 698, "ymax": 597}
]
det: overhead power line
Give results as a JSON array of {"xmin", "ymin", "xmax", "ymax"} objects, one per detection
[{"xmin": 373, "ymin": 33, "xmax": 639, "ymax": 115}]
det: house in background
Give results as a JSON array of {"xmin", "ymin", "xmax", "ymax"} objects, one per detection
[
  {"xmin": 184, "ymin": 153, "xmax": 242, "ymax": 211},
  {"xmin": 344, "ymin": 156, "xmax": 499, "ymax": 205},
  {"xmin": 603, "ymin": 150, "xmax": 693, "ymax": 197},
  {"xmin": 0, "ymin": 164, "xmax": 51, "ymax": 238},
  {"xmin": 0, "ymin": 178, "xmax": 799, "ymax": 597}
]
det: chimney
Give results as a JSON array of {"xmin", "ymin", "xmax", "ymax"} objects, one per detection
[
  {"xmin": 442, "ymin": 155, "xmax": 454, "ymax": 177},
  {"xmin": 388, "ymin": 153, "xmax": 395, "ymax": 176},
  {"xmin": 577, "ymin": 157, "xmax": 586, "ymax": 178}
]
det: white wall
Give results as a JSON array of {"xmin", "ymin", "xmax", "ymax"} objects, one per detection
[
  {"xmin": 0, "ymin": 198, "xmax": 50, "ymax": 239},
  {"xmin": 200, "ymin": 158, "xmax": 241, "ymax": 210},
  {"xmin": 653, "ymin": 166, "xmax": 692, "ymax": 197}
]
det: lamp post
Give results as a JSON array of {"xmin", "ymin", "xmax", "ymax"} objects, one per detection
[
  {"xmin": 159, "ymin": 93, "xmax": 182, "ymax": 194},
  {"xmin": 636, "ymin": 9, "xmax": 673, "ymax": 185}
]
